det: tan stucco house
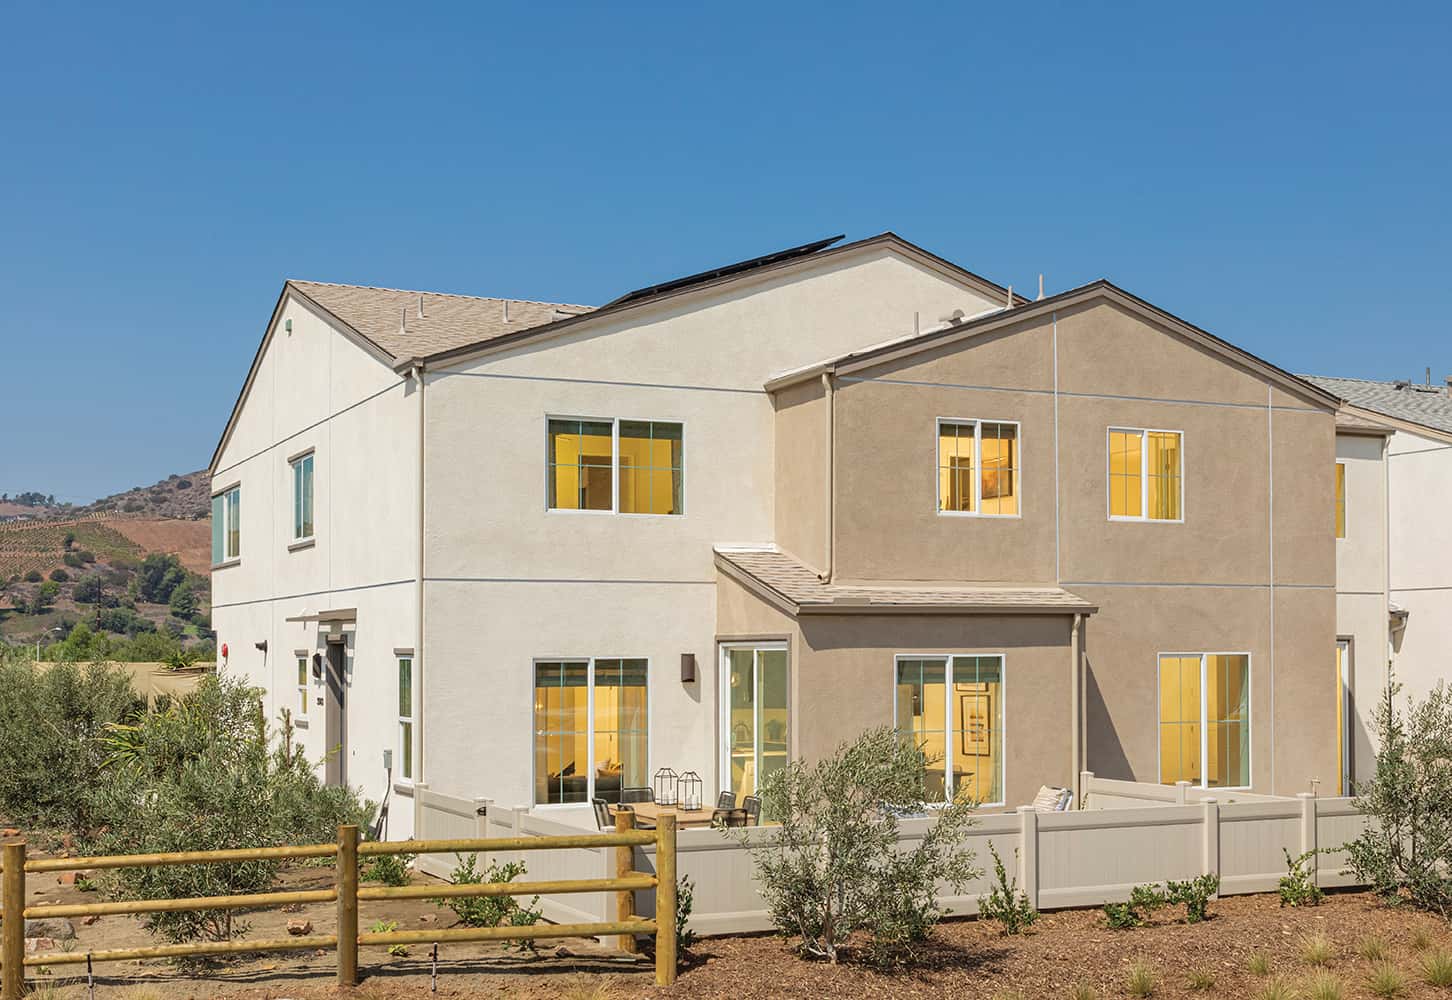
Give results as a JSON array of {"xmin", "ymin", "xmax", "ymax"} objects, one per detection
[{"xmin": 210, "ymin": 233, "xmax": 1354, "ymax": 831}]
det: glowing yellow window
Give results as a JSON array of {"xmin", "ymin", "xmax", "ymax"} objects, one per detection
[
  {"xmin": 1160, "ymin": 653, "xmax": 1249, "ymax": 788},
  {"xmin": 547, "ymin": 419, "xmax": 613, "ymax": 511},
  {"xmin": 980, "ymin": 423, "xmax": 1019, "ymax": 516},
  {"xmin": 938, "ymin": 422, "xmax": 974, "ymax": 512},
  {"xmin": 1109, "ymin": 428, "xmax": 1181, "ymax": 521},
  {"xmin": 894, "ymin": 654, "xmax": 1004, "ymax": 805},
  {"xmin": 619, "ymin": 421, "xmax": 683, "ymax": 514},
  {"xmin": 938, "ymin": 420, "xmax": 1019, "ymax": 516},
  {"xmin": 1334, "ymin": 463, "xmax": 1346, "ymax": 538}
]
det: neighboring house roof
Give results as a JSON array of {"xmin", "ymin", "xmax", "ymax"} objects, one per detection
[
  {"xmin": 766, "ymin": 280, "xmax": 1342, "ymax": 410},
  {"xmin": 287, "ymin": 281, "xmax": 593, "ymax": 362},
  {"xmin": 1302, "ymin": 375, "xmax": 1452, "ymax": 437},
  {"xmin": 714, "ymin": 546, "xmax": 1097, "ymax": 616}
]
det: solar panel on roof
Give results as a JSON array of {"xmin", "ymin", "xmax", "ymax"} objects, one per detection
[{"xmin": 602, "ymin": 234, "xmax": 846, "ymax": 308}]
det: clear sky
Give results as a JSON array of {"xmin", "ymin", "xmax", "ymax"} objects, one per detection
[{"xmin": 1, "ymin": 2, "xmax": 1447, "ymax": 502}]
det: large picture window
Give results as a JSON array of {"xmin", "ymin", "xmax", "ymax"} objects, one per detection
[
  {"xmin": 1159, "ymin": 652, "xmax": 1250, "ymax": 789},
  {"xmin": 1109, "ymin": 428, "xmax": 1182, "ymax": 521},
  {"xmin": 534, "ymin": 658, "xmax": 648, "ymax": 805},
  {"xmin": 547, "ymin": 418, "xmax": 683, "ymax": 515},
  {"xmin": 893, "ymin": 654, "xmax": 1004, "ymax": 805},
  {"xmin": 211, "ymin": 486, "xmax": 240, "ymax": 564},
  {"xmin": 937, "ymin": 419, "xmax": 1019, "ymax": 516}
]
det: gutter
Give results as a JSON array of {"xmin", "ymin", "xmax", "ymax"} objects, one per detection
[
  {"xmin": 404, "ymin": 360, "xmax": 427, "ymax": 787},
  {"xmin": 818, "ymin": 372, "xmax": 835, "ymax": 582}
]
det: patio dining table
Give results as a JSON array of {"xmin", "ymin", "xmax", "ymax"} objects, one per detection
[{"xmin": 611, "ymin": 802, "xmax": 718, "ymax": 829}]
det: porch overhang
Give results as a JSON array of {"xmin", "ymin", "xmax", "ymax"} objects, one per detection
[{"xmin": 283, "ymin": 608, "xmax": 358, "ymax": 624}]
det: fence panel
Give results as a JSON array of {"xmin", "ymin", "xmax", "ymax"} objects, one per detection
[{"xmin": 411, "ymin": 784, "xmax": 489, "ymax": 880}]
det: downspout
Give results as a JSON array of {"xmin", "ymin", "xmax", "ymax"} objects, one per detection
[
  {"xmin": 413, "ymin": 363, "xmax": 427, "ymax": 786},
  {"xmin": 1070, "ymin": 613, "xmax": 1083, "ymax": 806},
  {"xmin": 817, "ymin": 370, "xmax": 836, "ymax": 583}
]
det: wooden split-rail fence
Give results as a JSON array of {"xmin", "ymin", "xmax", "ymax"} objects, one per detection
[{"xmin": 0, "ymin": 813, "xmax": 677, "ymax": 998}]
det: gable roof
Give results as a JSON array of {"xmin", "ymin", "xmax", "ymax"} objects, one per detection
[
  {"xmin": 764, "ymin": 279, "xmax": 1343, "ymax": 410},
  {"xmin": 716, "ymin": 546, "xmax": 1096, "ymax": 616},
  {"xmin": 1301, "ymin": 375, "xmax": 1452, "ymax": 437}
]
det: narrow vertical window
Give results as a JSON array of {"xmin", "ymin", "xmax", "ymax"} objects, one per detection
[
  {"xmin": 979, "ymin": 422, "xmax": 1019, "ymax": 515},
  {"xmin": 618, "ymin": 421, "xmax": 683, "ymax": 514},
  {"xmin": 291, "ymin": 453, "xmax": 314, "ymax": 540},
  {"xmin": 1109, "ymin": 428, "xmax": 1182, "ymax": 521},
  {"xmin": 1334, "ymin": 462, "xmax": 1346, "ymax": 539},
  {"xmin": 1108, "ymin": 430, "xmax": 1144, "ymax": 518},
  {"xmin": 1159, "ymin": 652, "xmax": 1249, "ymax": 788},
  {"xmin": 547, "ymin": 419, "xmax": 613, "ymax": 511},
  {"xmin": 296, "ymin": 656, "xmax": 309, "ymax": 718},
  {"xmin": 397, "ymin": 656, "xmax": 414, "ymax": 781},
  {"xmin": 212, "ymin": 486, "xmax": 241, "ymax": 564},
  {"xmin": 211, "ymin": 494, "xmax": 225, "ymax": 565},
  {"xmin": 938, "ymin": 422, "xmax": 974, "ymax": 512}
]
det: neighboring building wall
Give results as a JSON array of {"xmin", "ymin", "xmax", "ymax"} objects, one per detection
[
  {"xmin": 1389, "ymin": 429, "xmax": 1452, "ymax": 705},
  {"xmin": 419, "ymin": 247, "xmax": 1006, "ymax": 815},
  {"xmin": 211, "ymin": 293, "xmax": 420, "ymax": 836}
]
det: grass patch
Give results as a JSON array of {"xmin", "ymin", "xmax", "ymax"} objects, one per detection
[
  {"xmin": 1186, "ymin": 967, "xmax": 1216, "ymax": 991},
  {"xmin": 1414, "ymin": 928, "xmax": 1436, "ymax": 953},
  {"xmin": 1301, "ymin": 931, "xmax": 1336, "ymax": 967},
  {"xmin": 1423, "ymin": 948, "xmax": 1452, "ymax": 988},
  {"xmin": 556, "ymin": 976, "xmax": 629, "ymax": 1000},
  {"xmin": 1248, "ymin": 950, "xmax": 1273, "ymax": 976},
  {"xmin": 1367, "ymin": 961, "xmax": 1407, "ymax": 998},
  {"xmin": 1253, "ymin": 978, "xmax": 1295, "ymax": 1000},
  {"xmin": 1069, "ymin": 982, "xmax": 1098, "ymax": 1000},
  {"xmin": 1126, "ymin": 959, "xmax": 1157, "ymax": 998},
  {"xmin": 1358, "ymin": 935, "xmax": 1391, "ymax": 962},
  {"xmin": 1304, "ymin": 971, "xmax": 1346, "ymax": 1000}
]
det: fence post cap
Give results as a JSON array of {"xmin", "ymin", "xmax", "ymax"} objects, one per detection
[
  {"xmin": 1295, "ymin": 791, "xmax": 1316, "ymax": 800},
  {"xmin": 1015, "ymin": 805, "xmax": 1035, "ymax": 814}
]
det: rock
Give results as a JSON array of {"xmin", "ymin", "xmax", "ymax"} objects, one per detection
[
  {"xmin": 82, "ymin": 915, "xmax": 101, "ymax": 926},
  {"xmin": 0, "ymin": 828, "xmax": 19, "ymax": 838},
  {"xmin": 24, "ymin": 917, "xmax": 76, "ymax": 940},
  {"xmin": 286, "ymin": 919, "xmax": 313, "ymax": 936},
  {"xmin": 24, "ymin": 938, "xmax": 56, "ymax": 954},
  {"xmin": 554, "ymin": 945, "xmax": 578, "ymax": 958},
  {"xmin": 56, "ymin": 870, "xmax": 92, "ymax": 887},
  {"xmin": 280, "ymin": 902, "xmax": 303, "ymax": 913},
  {"xmin": 419, "ymin": 913, "xmax": 437, "ymax": 924}
]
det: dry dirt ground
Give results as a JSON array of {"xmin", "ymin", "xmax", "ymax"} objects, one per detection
[
  {"xmin": 21, "ymin": 876, "xmax": 1452, "ymax": 1000},
  {"xmin": 108, "ymin": 518, "xmax": 211, "ymax": 575}
]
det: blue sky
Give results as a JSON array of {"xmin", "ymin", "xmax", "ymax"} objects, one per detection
[{"xmin": 1, "ymin": 2, "xmax": 1447, "ymax": 502}]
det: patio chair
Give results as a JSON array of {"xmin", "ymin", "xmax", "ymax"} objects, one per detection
[
  {"xmin": 621, "ymin": 786, "xmax": 654, "ymax": 804},
  {"xmin": 1029, "ymin": 785, "xmax": 1073, "ymax": 812},
  {"xmin": 716, "ymin": 790, "xmax": 737, "ymax": 809},
  {"xmin": 741, "ymin": 794, "xmax": 761, "ymax": 826},
  {"xmin": 592, "ymin": 797, "xmax": 613, "ymax": 830},
  {"xmin": 712, "ymin": 808, "xmax": 748, "ymax": 828}
]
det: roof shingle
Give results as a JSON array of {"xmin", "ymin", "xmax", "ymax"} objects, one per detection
[{"xmin": 1302, "ymin": 375, "xmax": 1452, "ymax": 436}]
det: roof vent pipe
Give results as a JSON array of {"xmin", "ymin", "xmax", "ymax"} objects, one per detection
[
  {"xmin": 1005, "ymin": 285, "xmax": 1013, "ymax": 308},
  {"xmin": 417, "ymin": 294, "xmax": 425, "ymax": 319},
  {"xmin": 502, "ymin": 300, "xmax": 511, "ymax": 323},
  {"xmin": 399, "ymin": 306, "xmax": 407, "ymax": 335},
  {"xmin": 1038, "ymin": 274, "xmax": 1045, "ymax": 300}
]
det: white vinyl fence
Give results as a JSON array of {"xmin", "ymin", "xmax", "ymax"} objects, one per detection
[{"xmin": 414, "ymin": 774, "xmax": 1370, "ymax": 937}]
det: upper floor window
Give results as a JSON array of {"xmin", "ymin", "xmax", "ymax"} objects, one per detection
[
  {"xmin": 1108, "ymin": 428, "xmax": 1182, "ymax": 521},
  {"xmin": 211, "ymin": 486, "xmax": 240, "ymax": 565},
  {"xmin": 937, "ymin": 419, "xmax": 1019, "ymax": 516},
  {"xmin": 1334, "ymin": 462, "xmax": 1346, "ymax": 539},
  {"xmin": 291, "ymin": 452, "xmax": 315, "ymax": 541},
  {"xmin": 547, "ymin": 417, "xmax": 683, "ymax": 515}
]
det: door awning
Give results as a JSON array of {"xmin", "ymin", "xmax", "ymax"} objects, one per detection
[{"xmin": 284, "ymin": 608, "xmax": 357, "ymax": 624}]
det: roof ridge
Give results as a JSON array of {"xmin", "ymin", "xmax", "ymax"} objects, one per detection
[{"xmin": 288, "ymin": 279, "xmax": 593, "ymax": 311}]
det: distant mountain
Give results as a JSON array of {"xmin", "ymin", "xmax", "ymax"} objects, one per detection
[{"xmin": 78, "ymin": 470, "xmax": 212, "ymax": 521}]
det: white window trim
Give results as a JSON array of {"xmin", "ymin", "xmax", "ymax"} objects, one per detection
[
  {"xmin": 934, "ymin": 417, "xmax": 1023, "ymax": 519},
  {"xmin": 293, "ymin": 652, "xmax": 311, "ymax": 729},
  {"xmin": 1155, "ymin": 650, "xmax": 1253, "ymax": 791},
  {"xmin": 1336, "ymin": 638, "xmax": 1352, "ymax": 796},
  {"xmin": 543, "ymin": 415, "xmax": 686, "ymax": 517},
  {"xmin": 289, "ymin": 449, "xmax": 316, "ymax": 545},
  {"xmin": 890, "ymin": 652, "xmax": 1007, "ymax": 808},
  {"xmin": 530, "ymin": 655, "xmax": 653, "ymax": 809},
  {"xmin": 1106, "ymin": 426, "xmax": 1185, "ymax": 524},
  {"xmin": 717, "ymin": 642, "xmax": 792, "ymax": 803},
  {"xmin": 397, "ymin": 655, "xmax": 415, "ymax": 784},
  {"xmin": 211, "ymin": 484, "xmax": 242, "ymax": 567}
]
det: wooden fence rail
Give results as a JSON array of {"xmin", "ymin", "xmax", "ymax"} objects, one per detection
[{"xmin": 0, "ymin": 817, "xmax": 677, "ymax": 999}]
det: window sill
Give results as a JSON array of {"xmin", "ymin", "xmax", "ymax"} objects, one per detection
[
  {"xmin": 393, "ymin": 782, "xmax": 415, "ymax": 797},
  {"xmin": 294, "ymin": 718, "xmax": 309, "ymax": 729},
  {"xmin": 288, "ymin": 537, "xmax": 317, "ymax": 552},
  {"xmin": 936, "ymin": 510, "xmax": 1022, "ymax": 520},
  {"xmin": 1107, "ymin": 516, "xmax": 1184, "ymax": 525},
  {"xmin": 211, "ymin": 558, "xmax": 241, "ymax": 571}
]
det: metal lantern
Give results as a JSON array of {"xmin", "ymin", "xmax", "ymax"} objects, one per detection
[
  {"xmin": 677, "ymin": 771, "xmax": 703, "ymax": 812},
  {"xmin": 654, "ymin": 767, "xmax": 678, "ymax": 806}
]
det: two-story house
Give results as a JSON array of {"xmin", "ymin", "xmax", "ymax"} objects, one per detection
[{"xmin": 210, "ymin": 233, "xmax": 1344, "ymax": 832}]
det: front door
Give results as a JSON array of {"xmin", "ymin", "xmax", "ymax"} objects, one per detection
[
  {"xmin": 720, "ymin": 644, "xmax": 789, "ymax": 801},
  {"xmin": 324, "ymin": 639, "xmax": 347, "ymax": 786}
]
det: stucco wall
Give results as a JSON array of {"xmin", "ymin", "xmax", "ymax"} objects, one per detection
[{"xmin": 1389, "ymin": 430, "xmax": 1452, "ymax": 705}]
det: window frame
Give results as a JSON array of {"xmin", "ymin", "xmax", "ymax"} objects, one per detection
[
  {"xmin": 397, "ymin": 655, "xmax": 415, "ymax": 784},
  {"xmin": 718, "ymin": 641, "xmax": 792, "ymax": 803},
  {"xmin": 531, "ymin": 655, "xmax": 653, "ymax": 808},
  {"xmin": 890, "ymin": 652, "xmax": 1007, "ymax": 808},
  {"xmin": 1155, "ymin": 650, "xmax": 1253, "ymax": 791},
  {"xmin": 1334, "ymin": 462, "xmax": 1347, "ymax": 540},
  {"xmin": 288, "ymin": 448, "xmax": 316, "ymax": 545},
  {"xmin": 1106, "ymin": 426, "xmax": 1185, "ymax": 524},
  {"xmin": 544, "ymin": 415, "xmax": 686, "ymax": 517},
  {"xmin": 294, "ymin": 651, "xmax": 311, "ymax": 727},
  {"xmin": 934, "ymin": 418, "xmax": 1023, "ymax": 519},
  {"xmin": 210, "ymin": 483, "xmax": 242, "ymax": 567}
]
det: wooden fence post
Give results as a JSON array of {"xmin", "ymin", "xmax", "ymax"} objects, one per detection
[
  {"xmin": 1201, "ymin": 798, "xmax": 1220, "ymax": 892},
  {"xmin": 1298, "ymin": 792, "xmax": 1318, "ymax": 886},
  {"xmin": 1016, "ymin": 806, "xmax": 1039, "ymax": 911},
  {"xmin": 615, "ymin": 810, "xmax": 637, "ymax": 955},
  {"xmin": 654, "ymin": 814, "xmax": 677, "ymax": 986},
  {"xmin": 336, "ymin": 824, "xmax": 359, "ymax": 987},
  {"xmin": 2, "ymin": 840, "xmax": 24, "ymax": 1000}
]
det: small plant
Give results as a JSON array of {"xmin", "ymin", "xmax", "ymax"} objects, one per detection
[
  {"xmin": 1412, "ymin": 928, "xmax": 1435, "ymax": 952},
  {"xmin": 1304, "ymin": 971, "xmax": 1346, "ymax": 1000},
  {"xmin": 1186, "ymin": 967, "xmax": 1216, "ymax": 991},
  {"xmin": 1125, "ymin": 958, "xmax": 1157, "ymax": 997},
  {"xmin": 1253, "ymin": 979, "xmax": 1295, "ymax": 1000},
  {"xmin": 370, "ymin": 919, "xmax": 408, "ymax": 957},
  {"xmin": 676, "ymin": 874, "xmax": 698, "ymax": 953},
  {"xmin": 74, "ymin": 875, "xmax": 98, "ymax": 893},
  {"xmin": 432, "ymin": 853, "xmax": 542, "ymax": 952},
  {"xmin": 1070, "ymin": 982, "xmax": 1098, "ymax": 1000},
  {"xmin": 978, "ymin": 842, "xmax": 1038, "ymax": 935},
  {"xmin": 1104, "ymin": 883, "xmax": 1165, "ymax": 929},
  {"xmin": 1301, "ymin": 931, "xmax": 1336, "ymax": 967},
  {"xmin": 1358, "ymin": 935, "xmax": 1391, "ymax": 962},
  {"xmin": 1423, "ymin": 948, "xmax": 1452, "ymax": 988},
  {"xmin": 362, "ymin": 852, "xmax": 415, "ymax": 887},
  {"xmin": 1367, "ymin": 961, "xmax": 1407, "ymax": 998},
  {"xmin": 1279, "ymin": 847, "xmax": 1325, "ymax": 907},
  {"xmin": 1166, "ymin": 873, "xmax": 1219, "ymax": 923},
  {"xmin": 1248, "ymin": 950, "xmax": 1273, "ymax": 976},
  {"xmin": 556, "ymin": 975, "xmax": 628, "ymax": 1000}
]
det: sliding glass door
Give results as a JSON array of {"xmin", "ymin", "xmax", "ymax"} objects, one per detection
[{"xmin": 721, "ymin": 644, "xmax": 788, "ymax": 801}]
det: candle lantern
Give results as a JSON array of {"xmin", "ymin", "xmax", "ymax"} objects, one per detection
[
  {"xmin": 654, "ymin": 767, "xmax": 679, "ymax": 806},
  {"xmin": 677, "ymin": 770, "xmax": 703, "ymax": 811}
]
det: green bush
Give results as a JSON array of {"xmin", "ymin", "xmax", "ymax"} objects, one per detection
[
  {"xmin": 978, "ymin": 841, "xmax": 1038, "ymax": 934},
  {"xmin": 433, "ymin": 854, "xmax": 541, "ymax": 950},
  {"xmin": 362, "ymin": 852, "xmax": 415, "ymax": 887},
  {"xmin": 49, "ymin": 568, "xmax": 69, "ymax": 582},
  {"xmin": 738, "ymin": 726, "xmax": 979, "ymax": 966},
  {"xmin": 1166, "ymin": 873, "xmax": 1219, "ymax": 923},
  {"xmin": 1347, "ymin": 677, "xmax": 1452, "ymax": 917},
  {"xmin": 93, "ymin": 673, "xmax": 372, "ymax": 945},
  {"xmin": 23, "ymin": 569, "xmax": 42, "ymax": 583},
  {"xmin": 1104, "ymin": 883, "xmax": 1167, "ymax": 929},
  {"xmin": 1279, "ymin": 847, "xmax": 1325, "ymax": 907},
  {"xmin": 62, "ymin": 553, "xmax": 83, "ymax": 569},
  {"xmin": 676, "ymin": 874, "xmax": 698, "ymax": 953}
]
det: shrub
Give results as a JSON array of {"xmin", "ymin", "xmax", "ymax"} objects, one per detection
[
  {"xmin": 1165, "ymin": 873, "xmax": 1219, "ymax": 923},
  {"xmin": 1104, "ymin": 884, "xmax": 1166, "ymax": 930},
  {"xmin": 168, "ymin": 580, "xmax": 198, "ymax": 620},
  {"xmin": 1358, "ymin": 935, "xmax": 1391, "ymax": 962},
  {"xmin": 92, "ymin": 674, "xmax": 372, "ymax": 945},
  {"xmin": 48, "ymin": 568, "xmax": 68, "ymax": 582},
  {"xmin": 1186, "ymin": 968, "xmax": 1216, "ymax": 991},
  {"xmin": 1423, "ymin": 948, "xmax": 1452, "ymax": 987},
  {"xmin": 24, "ymin": 569, "xmax": 42, "ymax": 583},
  {"xmin": 432, "ymin": 854, "xmax": 541, "ymax": 950},
  {"xmin": 62, "ymin": 553, "xmax": 82, "ymax": 569},
  {"xmin": 370, "ymin": 919, "xmax": 408, "ymax": 957},
  {"xmin": 1280, "ymin": 847, "xmax": 1325, "ymax": 907},
  {"xmin": 1412, "ymin": 928, "xmax": 1435, "ymax": 952},
  {"xmin": 676, "ymin": 874, "xmax": 698, "ymax": 954},
  {"xmin": 1348, "ymin": 677, "xmax": 1452, "ymax": 917},
  {"xmin": 78, "ymin": 550, "xmax": 95, "ymax": 564},
  {"xmin": 136, "ymin": 554, "xmax": 186, "ymax": 605},
  {"xmin": 738, "ymin": 726, "xmax": 979, "ymax": 966},
  {"xmin": 1301, "ymin": 931, "xmax": 1336, "ymax": 966},
  {"xmin": 1125, "ymin": 958, "xmax": 1157, "ymax": 997},
  {"xmin": 1367, "ymin": 961, "xmax": 1407, "ymax": 998},
  {"xmin": 1249, "ymin": 950, "xmax": 1273, "ymax": 976},
  {"xmin": 1305, "ymin": 971, "xmax": 1346, "ymax": 1000},
  {"xmin": 978, "ymin": 842, "xmax": 1038, "ymax": 934},
  {"xmin": 362, "ymin": 852, "xmax": 415, "ymax": 887},
  {"xmin": 63, "ymin": 531, "xmax": 75, "ymax": 550}
]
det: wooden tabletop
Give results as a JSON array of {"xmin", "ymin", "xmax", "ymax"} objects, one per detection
[{"xmin": 611, "ymin": 802, "xmax": 717, "ymax": 828}]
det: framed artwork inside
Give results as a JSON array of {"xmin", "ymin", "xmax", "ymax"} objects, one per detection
[{"xmin": 959, "ymin": 692, "xmax": 992, "ymax": 756}]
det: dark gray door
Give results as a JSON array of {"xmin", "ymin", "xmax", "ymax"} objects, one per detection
[{"xmin": 324, "ymin": 640, "xmax": 346, "ymax": 786}]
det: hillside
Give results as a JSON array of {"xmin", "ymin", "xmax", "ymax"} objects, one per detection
[{"xmin": 79, "ymin": 469, "xmax": 211, "ymax": 521}]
